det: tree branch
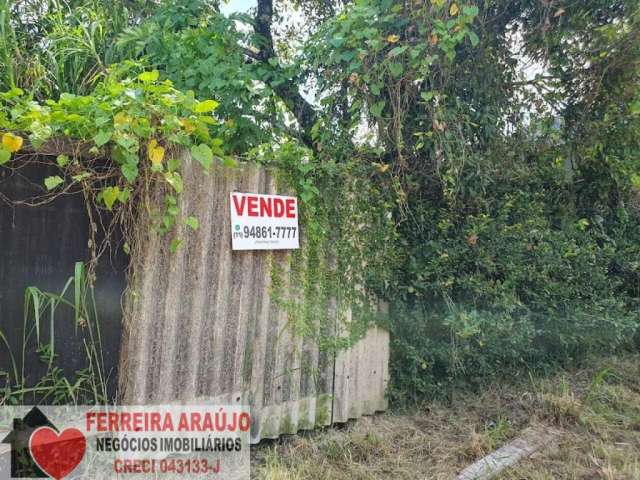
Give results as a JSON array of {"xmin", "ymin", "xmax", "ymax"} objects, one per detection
[
  {"xmin": 254, "ymin": 0, "xmax": 318, "ymax": 149},
  {"xmin": 242, "ymin": 46, "xmax": 261, "ymax": 61}
]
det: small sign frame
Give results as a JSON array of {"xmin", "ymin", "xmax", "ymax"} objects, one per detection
[{"xmin": 229, "ymin": 192, "xmax": 300, "ymax": 250}]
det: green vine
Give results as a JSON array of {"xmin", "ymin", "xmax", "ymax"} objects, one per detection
[
  {"xmin": 255, "ymin": 141, "xmax": 398, "ymax": 355},
  {"xmin": 0, "ymin": 64, "xmax": 231, "ymax": 270}
]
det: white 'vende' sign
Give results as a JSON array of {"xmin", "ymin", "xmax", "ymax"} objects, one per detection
[{"xmin": 230, "ymin": 192, "xmax": 300, "ymax": 250}]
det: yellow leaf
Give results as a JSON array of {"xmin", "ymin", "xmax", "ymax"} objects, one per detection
[
  {"xmin": 138, "ymin": 70, "xmax": 159, "ymax": 83},
  {"xmin": 373, "ymin": 162, "xmax": 390, "ymax": 173},
  {"xmin": 148, "ymin": 145, "xmax": 165, "ymax": 167},
  {"xmin": 386, "ymin": 34, "xmax": 400, "ymax": 43},
  {"xmin": 449, "ymin": 2, "xmax": 459, "ymax": 15},
  {"xmin": 179, "ymin": 118, "xmax": 195, "ymax": 133},
  {"xmin": 102, "ymin": 186, "xmax": 120, "ymax": 210},
  {"xmin": 194, "ymin": 99, "xmax": 219, "ymax": 113},
  {"xmin": 113, "ymin": 112, "xmax": 132, "ymax": 127},
  {"xmin": 2, "ymin": 133, "xmax": 23, "ymax": 152}
]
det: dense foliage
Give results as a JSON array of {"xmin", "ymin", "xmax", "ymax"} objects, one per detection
[
  {"xmin": 1, "ymin": 0, "xmax": 639, "ymax": 403},
  {"xmin": 304, "ymin": 0, "xmax": 640, "ymax": 401},
  {"xmin": 315, "ymin": 0, "xmax": 640, "ymax": 401},
  {"xmin": 0, "ymin": 70, "xmax": 229, "ymax": 262}
]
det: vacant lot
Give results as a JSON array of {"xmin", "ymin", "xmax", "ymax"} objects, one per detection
[{"xmin": 252, "ymin": 354, "xmax": 640, "ymax": 479}]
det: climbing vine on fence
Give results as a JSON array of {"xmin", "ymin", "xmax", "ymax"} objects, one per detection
[
  {"xmin": 0, "ymin": 63, "xmax": 232, "ymax": 269},
  {"xmin": 252, "ymin": 141, "xmax": 399, "ymax": 352},
  {"xmin": 0, "ymin": 64, "xmax": 399, "ymax": 355}
]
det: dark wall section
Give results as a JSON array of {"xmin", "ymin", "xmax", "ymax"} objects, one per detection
[{"xmin": 0, "ymin": 160, "xmax": 126, "ymax": 402}]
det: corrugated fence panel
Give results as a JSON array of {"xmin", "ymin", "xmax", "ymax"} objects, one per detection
[
  {"xmin": 118, "ymin": 153, "xmax": 388, "ymax": 442},
  {"xmin": 332, "ymin": 326, "xmax": 389, "ymax": 424}
]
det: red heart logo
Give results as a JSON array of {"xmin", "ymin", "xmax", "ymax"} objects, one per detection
[{"xmin": 29, "ymin": 427, "xmax": 86, "ymax": 480}]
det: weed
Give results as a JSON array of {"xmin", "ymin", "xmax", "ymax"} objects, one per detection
[
  {"xmin": 252, "ymin": 354, "xmax": 640, "ymax": 480},
  {"xmin": 0, "ymin": 262, "xmax": 109, "ymax": 405}
]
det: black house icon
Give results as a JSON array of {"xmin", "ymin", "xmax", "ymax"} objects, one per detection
[{"xmin": 2, "ymin": 406, "xmax": 56, "ymax": 478}]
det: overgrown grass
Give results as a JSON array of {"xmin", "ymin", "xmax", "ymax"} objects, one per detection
[
  {"xmin": 0, "ymin": 262, "xmax": 109, "ymax": 405},
  {"xmin": 251, "ymin": 353, "xmax": 640, "ymax": 479}
]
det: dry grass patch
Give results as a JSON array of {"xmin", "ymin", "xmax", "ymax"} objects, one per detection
[
  {"xmin": 251, "ymin": 354, "xmax": 640, "ymax": 479},
  {"xmin": 502, "ymin": 355, "xmax": 640, "ymax": 480}
]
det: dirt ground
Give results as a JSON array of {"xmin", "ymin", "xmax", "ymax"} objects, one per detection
[{"xmin": 251, "ymin": 353, "xmax": 640, "ymax": 479}]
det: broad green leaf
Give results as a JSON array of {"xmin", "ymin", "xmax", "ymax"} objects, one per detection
[
  {"xmin": 170, "ymin": 238, "xmax": 182, "ymax": 253},
  {"xmin": 93, "ymin": 130, "xmax": 112, "ymax": 147},
  {"xmin": 167, "ymin": 204, "xmax": 179, "ymax": 216},
  {"xmin": 388, "ymin": 62, "xmax": 404, "ymax": 78},
  {"xmin": 371, "ymin": 101, "xmax": 386, "ymax": 118},
  {"xmin": 330, "ymin": 36, "xmax": 345, "ymax": 48},
  {"xmin": 221, "ymin": 156, "xmax": 238, "ymax": 168},
  {"xmin": 198, "ymin": 115, "xmax": 218, "ymax": 125},
  {"xmin": 421, "ymin": 91, "xmax": 435, "ymax": 102},
  {"xmin": 72, "ymin": 172, "xmax": 91, "ymax": 182},
  {"xmin": 185, "ymin": 216, "xmax": 199, "ymax": 231},
  {"xmin": 388, "ymin": 46, "xmax": 409, "ymax": 57},
  {"xmin": 121, "ymin": 163, "xmax": 139, "ymax": 183},
  {"xmin": 118, "ymin": 187, "xmax": 131, "ymax": 203},
  {"xmin": 116, "ymin": 135, "xmax": 138, "ymax": 151},
  {"xmin": 28, "ymin": 123, "xmax": 51, "ymax": 149},
  {"xmin": 191, "ymin": 144, "xmax": 214, "ymax": 170},
  {"xmin": 165, "ymin": 172, "xmax": 183, "ymax": 193},
  {"xmin": 468, "ymin": 31, "xmax": 480, "ymax": 47},
  {"xmin": 576, "ymin": 218, "xmax": 590, "ymax": 231},
  {"xmin": 56, "ymin": 154, "xmax": 69, "ymax": 167},
  {"xmin": 0, "ymin": 147, "xmax": 10, "ymax": 165},
  {"xmin": 463, "ymin": 5, "xmax": 479, "ymax": 16},
  {"xmin": 1, "ymin": 87, "xmax": 23, "ymax": 99},
  {"xmin": 167, "ymin": 157, "xmax": 181, "ymax": 172},
  {"xmin": 138, "ymin": 70, "xmax": 159, "ymax": 83},
  {"xmin": 44, "ymin": 176, "xmax": 64, "ymax": 190},
  {"xmin": 194, "ymin": 99, "xmax": 220, "ymax": 113},
  {"xmin": 102, "ymin": 186, "xmax": 120, "ymax": 210}
]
